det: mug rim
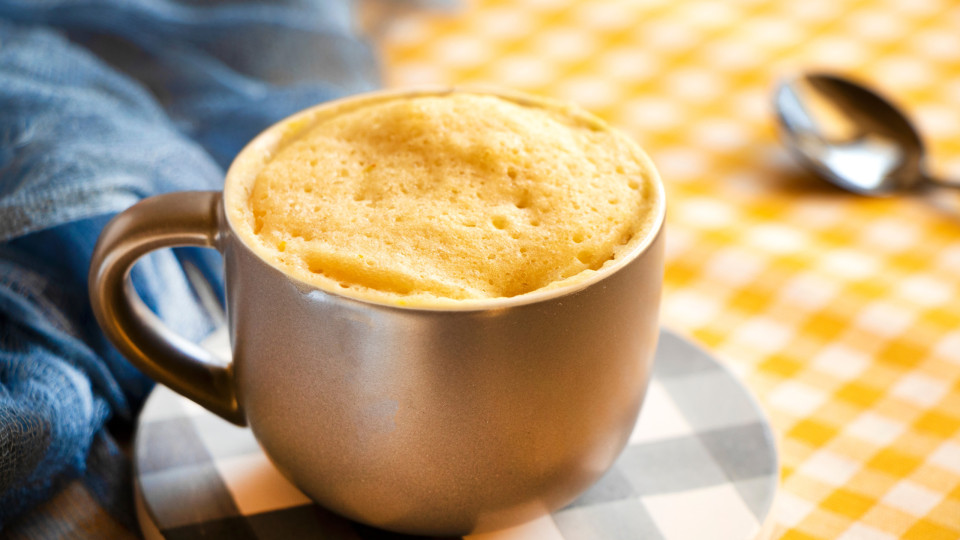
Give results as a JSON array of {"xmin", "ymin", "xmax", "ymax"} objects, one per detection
[{"xmin": 222, "ymin": 86, "xmax": 666, "ymax": 313}]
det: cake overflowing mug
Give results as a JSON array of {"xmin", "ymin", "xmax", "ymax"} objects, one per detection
[{"xmin": 89, "ymin": 88, "xmax": 666, "ymax": 535}]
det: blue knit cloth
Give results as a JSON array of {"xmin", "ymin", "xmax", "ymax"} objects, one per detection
[{"xmin": 0, "ymin": 0, "xmax": 386, "ymax": 531}]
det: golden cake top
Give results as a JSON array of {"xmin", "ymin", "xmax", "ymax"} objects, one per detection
[{"xmin": 229, "ymin": 90, "xmax": 661, "ymax": 305}]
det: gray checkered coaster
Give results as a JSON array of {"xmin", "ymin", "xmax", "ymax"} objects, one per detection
[{"xmin": 135, "ymin": 329, "xmax": 779, "ymax": 540}]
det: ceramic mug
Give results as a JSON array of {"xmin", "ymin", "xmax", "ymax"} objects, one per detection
[{"xmin": 88, "ymin": 88, "xmax": 666, "ymax": 536}]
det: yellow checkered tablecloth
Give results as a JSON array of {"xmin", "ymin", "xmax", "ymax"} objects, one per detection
[{"xmin": 380, "ymin": 0, "xmax": 960, "ymax": 538}]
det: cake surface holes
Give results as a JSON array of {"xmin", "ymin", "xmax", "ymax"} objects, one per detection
[{"xmin": 239, "ymin": 92, "xmax": 657, "ymax": 302}]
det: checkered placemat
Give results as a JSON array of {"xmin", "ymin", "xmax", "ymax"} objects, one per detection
[{"xmin": 134, "ymin": 328, "xmax": 778, "ymax": 540}]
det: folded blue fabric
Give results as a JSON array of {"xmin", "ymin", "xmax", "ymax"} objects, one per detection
[{"xmin": 0, "ymin": 0, "xmax": 382, "ymax": 530}]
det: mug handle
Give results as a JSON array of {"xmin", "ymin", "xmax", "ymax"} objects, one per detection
[{"xmin": 88, "ymin": 191, "xmax": 245, "ymax": 425}]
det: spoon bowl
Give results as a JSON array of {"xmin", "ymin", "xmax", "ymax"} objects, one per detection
[{"xmin": 774, "ymin": 73, "xmax": 929, "ymax": 196}]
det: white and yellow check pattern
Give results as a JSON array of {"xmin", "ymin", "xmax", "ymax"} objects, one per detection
[{"xmin": 382, "ymin": 1, "xmax": 960, "ymax": 538}]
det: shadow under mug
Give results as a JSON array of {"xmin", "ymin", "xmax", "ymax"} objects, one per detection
[{"xmin": 88, "ymin": 88, "xmax": 666, "ymax": 536}]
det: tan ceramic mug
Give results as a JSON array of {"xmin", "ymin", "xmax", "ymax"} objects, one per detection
[{"xmin": 88, "ymin": 88, "xmax": 665, "ymax": 536}]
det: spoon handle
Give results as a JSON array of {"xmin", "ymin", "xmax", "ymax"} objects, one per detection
[
  {"xmin": 923, "ymin": 173, "xmax": 960, "ymax": 191},
  {"xmin": 918, "ymin": 175, "xmax": 960, "ymax": 221}
]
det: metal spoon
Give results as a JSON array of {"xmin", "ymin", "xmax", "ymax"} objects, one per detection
[{"xmin": 774, "ymin": 72, "xmax": 958, "ymax": 196}]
